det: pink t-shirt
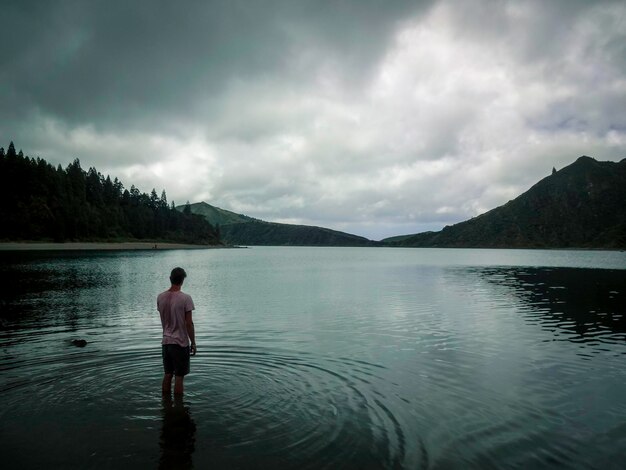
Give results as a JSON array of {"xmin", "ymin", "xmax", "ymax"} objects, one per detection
[{"xmin": 157, "ymin": 290, "xmax": 195, "ymax": 347}]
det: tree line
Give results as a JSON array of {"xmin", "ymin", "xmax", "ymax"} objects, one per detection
[{"xmin": 0, "ymin": 141, "xmax": 220, "ymax": 244}]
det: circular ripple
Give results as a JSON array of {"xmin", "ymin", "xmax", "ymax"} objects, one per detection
[
  {"xmin": 1, "ymin": 344, "xmax": 423, "ymax": 469},
  {"xmin": 183, "ymin": 345, "xmax": 413, "ymax": 469}
]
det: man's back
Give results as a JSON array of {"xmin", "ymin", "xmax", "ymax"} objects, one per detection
[{"xmin": 158, "ymin": 290, "xmax": 195, "ymax": 347}]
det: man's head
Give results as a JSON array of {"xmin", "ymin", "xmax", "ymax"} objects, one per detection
[{"xmin": 170, "ymin": 267, "xmax": 187, "ymax": 286}]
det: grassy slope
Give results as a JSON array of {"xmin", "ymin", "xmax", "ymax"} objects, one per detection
[
  {"xmin": 220, "ymin": 220, "xmax": 375, "ymax": 246},
  {"xmin": 180, "ymin": 202, "xmax": 375, "ymax": 246}
]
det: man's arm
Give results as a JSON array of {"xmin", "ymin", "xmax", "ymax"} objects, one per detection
[{"xmin": 185, "ymin": 310, "xmax": 196, "ymax": 355}]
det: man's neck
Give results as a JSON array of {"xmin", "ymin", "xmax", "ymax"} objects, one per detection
[{"xmin": 169, "ymin": 285, "xmax": 182, "ymax": 292}]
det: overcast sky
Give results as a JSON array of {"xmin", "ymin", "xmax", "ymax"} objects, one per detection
[{"xmin": 1, "ymin": 0, "xmax": 625, "ymax": 240}]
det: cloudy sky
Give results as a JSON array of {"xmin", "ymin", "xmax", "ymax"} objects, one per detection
[{"xmin": 2, "ymin": 0, "xmax": 625, "ymax": 240}]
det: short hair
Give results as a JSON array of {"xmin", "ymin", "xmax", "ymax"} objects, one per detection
[{"xmin": 170, "ymin": 267, "xmax": 187, "ymax": 285}]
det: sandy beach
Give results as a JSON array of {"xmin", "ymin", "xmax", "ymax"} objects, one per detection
[{"xmin": 0, "ymin": 242, "xmax": 226, "ymax": 251}]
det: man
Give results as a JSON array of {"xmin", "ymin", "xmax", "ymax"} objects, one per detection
[{"xmin": 158, "ymin": 267, "xmax": 197, "ymax": 395}]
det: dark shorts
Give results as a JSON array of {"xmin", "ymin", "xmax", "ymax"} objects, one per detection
[{"xmin": 162, "ymin": 344, "xmax": 190, "ymax": 377}]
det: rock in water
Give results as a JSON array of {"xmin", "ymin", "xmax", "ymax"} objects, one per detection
[{"xmin": 71, "ymin": 339, "xmax": 87, "ymax": 347}]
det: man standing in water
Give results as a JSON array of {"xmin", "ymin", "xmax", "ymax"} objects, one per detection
[{"xmin": 158, "ymin": 267, "xmax": 197, "ymax": 395}]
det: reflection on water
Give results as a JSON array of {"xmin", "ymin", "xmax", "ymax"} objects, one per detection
[
  {"xmin": 474, "ymin": 267, "xmax": 626, "ymax": 344},
  {"xmin": 160, "ymin": 395, "xmax": 196, "ymax": 470},
  {"xmin": 0, "ymin": 248, "xmax": 625, "ymax": 469}
]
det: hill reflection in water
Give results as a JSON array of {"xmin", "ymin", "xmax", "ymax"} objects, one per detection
[{"xmin": 472, "ymin": 266, "xmax": 625, "ymax": 346}]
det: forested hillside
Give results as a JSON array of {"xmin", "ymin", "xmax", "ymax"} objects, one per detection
[
  {"xmin": 219, "ymin": 220, "xmax": 376, "ymax": 246},
  {"xmin": 181, "ymin": 201, "xmax": 376, "ymax": 246},
  {"xmin": 0, "ymin": 141, "xmax": 220, "ymax": 244},
  {"xmin": 386, "ymin": 156, "xmax": 626, "ymax": 249}
]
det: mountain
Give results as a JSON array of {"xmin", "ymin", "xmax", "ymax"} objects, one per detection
[
  {"xmin": 180, "ymin": 201, "xmax": 375, "ymax": 246},
  {"xmin": 384, "ymin": 156, "xmax": 626, "ymax": 249},
  {"xmin": 379, "ymin": 234, "xmax": 415, "ymax": 244},
  {"xmin": 183, "ymin": 201, "xmax": 255, "ymax": 226}
]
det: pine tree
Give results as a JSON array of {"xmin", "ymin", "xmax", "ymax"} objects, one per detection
[{"xmin": 7, "ymin": 141, "xmax": 16, "ymax": 158}]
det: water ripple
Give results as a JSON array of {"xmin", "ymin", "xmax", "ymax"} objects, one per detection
[{"xmin": 1, "ymin": 342, "xmax": 424, "ymax": 469}]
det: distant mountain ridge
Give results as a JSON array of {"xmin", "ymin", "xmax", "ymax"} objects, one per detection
[
  {"xmin": 182, "ymin": 201, "xmax": 255, "ymax": 226},
  {"xmin": 385, "ymin": 156, "xmax": 626, "ymax": 249},
  {"xmin": 179, "ymin": 202, "xmax": 375, "ymax": 246},
  {"xmin": 181, "ymin": 155, "xmax": 625, "ymax": 249}
]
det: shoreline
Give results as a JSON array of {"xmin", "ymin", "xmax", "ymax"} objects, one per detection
[
  {"xmin": 0, "ymin": 242, "xmax": 231, "ymax": 251},
  {"xmin": 1, "ymin": 242, "xmax": 619, "ymax": 252}
]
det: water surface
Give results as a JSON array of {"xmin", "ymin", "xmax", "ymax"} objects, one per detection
[{"xmin": 1, "ymin": 247, "xmax": 625, "ymax": 468}]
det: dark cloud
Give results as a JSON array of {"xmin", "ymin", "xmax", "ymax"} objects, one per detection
[{"xmin": 1, "ymin": 0, "xmax": 429, "ymax": 132}]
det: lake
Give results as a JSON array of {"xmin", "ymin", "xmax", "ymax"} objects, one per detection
[{"xmin": 1, "ymin": 247, "xmax": 625, "ymax": 469}]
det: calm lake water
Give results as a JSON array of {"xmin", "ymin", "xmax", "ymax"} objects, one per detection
[{"xmin": 1, "ymin": 247, "xmax": 625, "ymax": 469}]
